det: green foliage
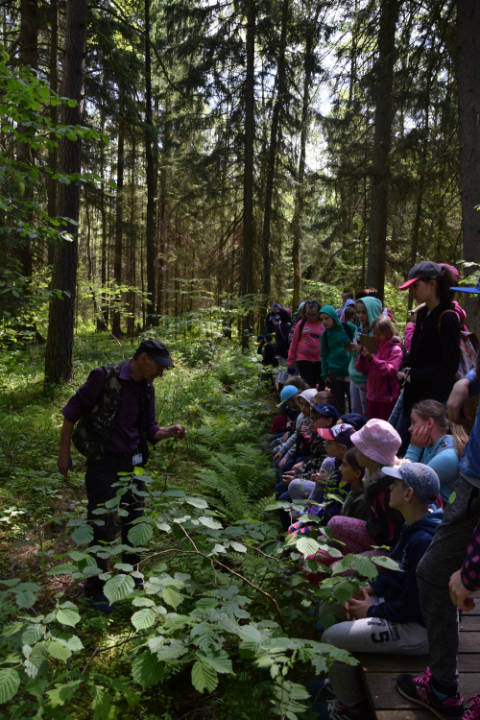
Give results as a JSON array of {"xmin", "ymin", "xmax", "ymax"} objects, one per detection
[{"xmin": 0, "ymin": 331, "xmax": 395, "ymax": 719}]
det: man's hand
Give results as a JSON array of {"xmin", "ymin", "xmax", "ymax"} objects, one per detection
[
  {"xmin": 168, "ymin": 424, "xmax": 186, "ymax": 439},
  {"xmin": 58, "ymin": 448, "xmax": 73, "ymax": 478},
  {"xmin": 449, "ymin": 568, "xmax": 475, "ymax": 611},
  {"xmin": 344, "ymin": 586, "xmax": 373, "ymax": 620}
]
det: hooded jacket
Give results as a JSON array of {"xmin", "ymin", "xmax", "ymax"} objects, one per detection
[
  {"xmin": 367, "ymin": 509, "xmax": 443, "ymax": 625},
  {"xmin": 319, "ymin": 305, "xmax": 355, "ymax": 379},
  {"xmin": 348, "ymin": 296, "xmax": 383, "ymax": 386},
  {"xmin": 364, "ymin": 338, "xmax": 403, "ymax": 404}
]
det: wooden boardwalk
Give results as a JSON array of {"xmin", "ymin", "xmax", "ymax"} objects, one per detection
[{"xmin": 358, "ymin": 597, "xmax": 480, "ymax": 718}]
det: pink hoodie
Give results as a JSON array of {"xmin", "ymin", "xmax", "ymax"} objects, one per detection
[
  {"xmin": 287, "ymin": 319, "xmax": 325, "ymax": 364},
  {"xmin": 359, "ymin": 339, "xmax": 403, "ymax": 404}
]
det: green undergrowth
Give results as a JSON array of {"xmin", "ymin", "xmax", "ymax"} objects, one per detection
[{"xmin": 0, "ymin": 330, "xmax": 396, "ymax": 719}]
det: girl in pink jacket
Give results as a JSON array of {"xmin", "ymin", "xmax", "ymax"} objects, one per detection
[
  {"xmin": 358, "ymin": 316, "xmax": 403, "ymax": 420},
  {"xmin": 287, "ymin": 300, "xmax": 325, "ymax": 388}
]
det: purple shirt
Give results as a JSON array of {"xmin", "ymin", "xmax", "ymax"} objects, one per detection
[{"xmin": 62, "ymin": 360, "xmax": 161, "ymax": 454}]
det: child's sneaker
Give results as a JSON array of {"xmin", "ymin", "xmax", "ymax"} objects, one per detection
[
  {"xmin": 463, "ymin": 695, "xmax": 480, "ymax": 720},
  {"xmin": 327, "ymin": 699, "xmax": 370, "ymax": 719},
  {"xmin": 396, "ymin": 667, "xmax": 464, "ymax": 719}
]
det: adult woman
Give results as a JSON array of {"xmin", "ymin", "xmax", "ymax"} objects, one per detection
[
  {"xmin": 287, "ymin": 300, "xmax": 324, "ymax": 388},
  {"xmin": 396, "ymin": 261, "xmax": 460, "ymax": 450},
  {"xmin": 405, "ymin": 399, "xmax": 467, "ymax": 504}
]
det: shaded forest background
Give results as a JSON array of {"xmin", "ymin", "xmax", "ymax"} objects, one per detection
[{"xmin": 1, "ymin": 0, "xmax": 480, "ymax": 380}]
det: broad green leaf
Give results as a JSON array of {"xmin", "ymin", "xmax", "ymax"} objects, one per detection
[
  {"xmin": 22, "ymin": 624, "xmax": 44, "ymax": 645},
  {"xmin": 47, "ymin": 641, "xmax": 71, "ymax": 662},
  {"xmin": 191, "ymin": 660, "xmax": 218, "ymax": 693},
  {"xmin": 56, "ymin": 607, "xmax": 80, "ymax": 627},
  {"xmin": 71, "ymin": 524, "xmax": 94, "ymax": 545},
  {"xmin": 156, "ymin": 521, "xmax": 171, "ymax": 533},
  {"xmin": 197, "ymin": 651, "xmax": 233, "ymax": 675},
  {"xmin": 238, "ymin": 624, "xmax": 262, "ymax": 644},
  {"xmin": 132, "ymin": 597, "xmax": 155, "ymax": 607},
  {"xmin": 332, "ymin": 580, "xmax": 355, "ymax": 604},
  {"xmin": 212, "ymin": 543, "xmax": 226, "ymax": 554},
  {"xmin": 131, "ymin": 651, "xmax": 163, "ymax": 689},
  {"xmin": 185, "ymin": 497, "xmax": 208, "ymax": 509},
  {"xmin": 127, "ymin": 522, "xmax": 153, "ymax": 546},
  {"xmin": 162, "ymin": 587, "xmax": 184, "ymax": 609},
  {"xmin": 155, "ymin": 640, "xmax": 187, "ymax": 661},
  {"xmin": 230, "ymin": 541, "xmax": 247, "ymax": 553},
  {"xmin": 65, "ymin": 635, "xmax": 83, "ymax": 651},
  {"xmin": 198, "ymin": 516, "xmax": 223, "ymax": 530},
  {"xmin": 104, "ymin": 574, "xmax": 135, "ymax": 604},
  {"xmin": 14, "ymin": 582, "xmax": 39, "ymax": 609},
  {"xmin": 46, "ymin": 680, "xmax": 81, "ymax": 708},
  {"xmin": 296, "ymin": 536, "xmax": 321, "ymax": 557},
  {"xmin": 371, "ymin": 555, "xmax": 401, "ymax": 572},
  {"xmin": 131, "ymin": 609, "xmax": 157, "ymax": 631},
  {"xmin": 0, "ymin": 668, "xmax": 20, "ymax": 703}
]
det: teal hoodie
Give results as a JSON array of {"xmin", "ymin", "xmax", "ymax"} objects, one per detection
[
  {"xmin": 348, "ymin": 296, "xmax": 383, "ymax": 386},
  {"xmin": 319, "ymin": 305, "xmax": 355, "ymax": 378}
]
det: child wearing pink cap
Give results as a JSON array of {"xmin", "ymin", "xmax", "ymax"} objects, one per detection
[{"xmin": 325, "ymin": 418, "xmax": 405, "ymax": 555}]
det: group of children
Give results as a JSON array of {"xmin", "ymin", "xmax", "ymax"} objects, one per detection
[{"xmin": 266, "ymin": 263, "xmax": 480, "ymax": 720}]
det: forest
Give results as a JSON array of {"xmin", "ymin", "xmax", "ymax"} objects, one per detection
[{"xmin": 0, "ymin": 0, "xmax": 479, "ymax": 718}]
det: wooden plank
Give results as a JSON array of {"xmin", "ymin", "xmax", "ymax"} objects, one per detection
[
  {"xmin": 460, "ymin": 615, "xmax": 480, "ymax": 631},
  {"xmin": 376, "ymin": 712, "xmax": 432, "ymax": 720},
  {"xmin": 459, "ymin": 632, "xmax": 480, "ymax": 651},
  {"xmin": 360, "ymin": 652, "xmax": 480, "ymax": 672}
]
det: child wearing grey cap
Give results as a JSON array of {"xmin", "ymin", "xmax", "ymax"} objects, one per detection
[{"xmin": 320, "ymin": 462, "xmax": 443, "ymax": 719}]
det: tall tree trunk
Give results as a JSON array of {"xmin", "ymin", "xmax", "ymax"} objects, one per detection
[
  {"xmin": 97, "ymin": 110, "xmax": 108, "ymax": 330},
  {"xmin": 16, "ymin": 0, "xmax": 38, "ymax": 278},
  {"xmin": 47, "ymin": 0, "xmax": 57, "ymax": 266},
  {"xmin": 291, "ymin": 13, "xmax": 317, "ymax": 311},
  {"xmin": 240, "ymin": 0, "xmax": 256, "ymax": 349},
  {"xmin": 44, "ymin": 0, "xmax": 87, "ymax": 383},
  {"xmin": 366, "ymin": 0, "xmax": 399, "ymax": 299},
  {"xmin": 457, "ymin": 0, "xmax": 480, "ymax": 262},
  {"xmin": 144, "ymin": 0, "xmax": 157, "ymax": 327},
  {"xmin": 112, "ymin": 82, "xmax": 125, "ymax": 337},
  {"xmin": 261, "ymin": 0, "xmax": 289, "ymax": 302},
  {"xmin": 456, "ymin": 0, "xmax": 480, "ymax": 333},
  {"xmin": 127, "ymin": 132, "xmax": 137, "ymax": 338}
]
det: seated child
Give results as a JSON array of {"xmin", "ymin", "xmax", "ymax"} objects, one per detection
[
  {"xmin": 289, "ymin": 423, "xmax": 356, "ymax": 526},
  {"xmin": 270, "ymin": 384, "xmax": 301, "ymax": 449},
  {"xmin": 277, "ymin": 401, "xmax": 338, "ymax": 500},
  {"xmin": 329, "ymin": 418, "xmax": 405, "ymax": 552},
  {"xmin": 274, "ymin": 388, "xmax": 317, "ymax": 470},
  {"xmin": 321, "ymin": 462, "xmax": 443, "ymax": 719}
]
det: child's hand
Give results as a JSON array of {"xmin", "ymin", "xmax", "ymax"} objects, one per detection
[
  {"xmin": 410, "ymin": 421, "xmax": 431, "ymax": 447},
  {"xmin": 449, "ymin": 568, "xmax": 475, "ymax": 611},
  {"xmin": 344, "ymin": 587, "xmax": 372, "ymax": 619},
  {"xmin": 278, "ymin": 457, "xmax": 287, "ymax": 469},
  {"xmin": 311, "ymin": 470, "xmax": 328, "ymax": 484},
  {"xmin": 350, "ymin": 342, "xmax": 361, "ymax": 353},
  {"xmin": 360, "ymin": 346, "xmax": 372, "ymax": 359},
  {"xmin": 292, "ymin": 461, "xmax": 304, "ymax": 471},
  {"xmin": 281, "ymin": 431, "xmax": 289, "ymax": 442}
]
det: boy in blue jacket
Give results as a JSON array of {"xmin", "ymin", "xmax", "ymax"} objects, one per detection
[{"xmin": 320, "ymin": 462, "xmax": 442, "ymax": 720}]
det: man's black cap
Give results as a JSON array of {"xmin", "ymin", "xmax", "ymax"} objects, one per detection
[{"xmin": 137, "ymin": 339, "xmax": 174, "ymax": 367}]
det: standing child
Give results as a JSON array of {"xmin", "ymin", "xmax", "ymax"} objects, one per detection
[
  {"xmin": 287, "ymin": 300, "xmax": 324, "ymax": 388},
  {"xmin": 396, "ymin": 356, "xmax": 480, "ymax": 719},
  {"xmin": 348, "ymin": 296, "xmax": 382, "ymax": 415},
  {"xmin": 319, "ymin": 305, "xmax": 356, "ymax": 414},
  {"xmin": 358, "ymin": 315, "xmax": 403, "ymax": 420}
]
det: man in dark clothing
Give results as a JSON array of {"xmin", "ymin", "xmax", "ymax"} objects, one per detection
[{"xmin": 58, "ymin": 339, "xmax": 186, "ymax": 607}]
